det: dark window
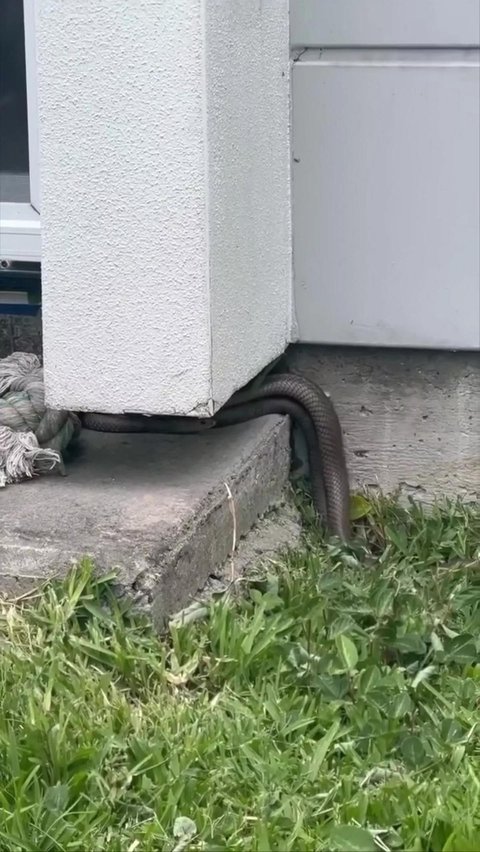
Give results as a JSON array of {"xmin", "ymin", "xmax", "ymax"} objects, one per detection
[{"xmin": 0, "ymin": 0, "xmax": 30, "ymax": 202}]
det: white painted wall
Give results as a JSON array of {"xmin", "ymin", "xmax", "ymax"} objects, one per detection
[
  {"xmin": 37, "ymin": 0, "xmax": 291, "ymax": 415},
  {"xmin": 291, "ymin": 0, "xmax": 480, "ymax": 48},
  {"xmin": 291, "ymin": 1, "xmax": 480, "ymax": 350},
  {"xmin": 205, "ymin": 1, "xmax": 291, "ymax": 405}
]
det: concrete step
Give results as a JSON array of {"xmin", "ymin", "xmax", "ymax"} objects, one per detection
[{"xmin": 1, "ymin": 416, "xmax": 292, "ymax": 622}]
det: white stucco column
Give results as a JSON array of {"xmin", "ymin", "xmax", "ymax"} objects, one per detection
[{"xmin": 37, "ymin": 0, "xmax": 291, "ymax": 415}]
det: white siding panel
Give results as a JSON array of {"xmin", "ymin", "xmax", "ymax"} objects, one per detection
[
  {"xmin": 291, "ymin": 0, "xmax": 480, "ymax": 48},
  {"xmin": 292, "ymin": 57, "xmax": 480, "ymax": 348}
]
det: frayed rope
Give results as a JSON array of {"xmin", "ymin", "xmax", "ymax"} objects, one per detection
[{"xmin": 0, "ymin": 352, "xmax": 80, "ymax": 487}]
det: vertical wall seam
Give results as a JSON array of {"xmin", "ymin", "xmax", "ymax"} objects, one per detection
[{"xmin": 199, "ymin": 0, "xmax": 214, "ymax": 412}]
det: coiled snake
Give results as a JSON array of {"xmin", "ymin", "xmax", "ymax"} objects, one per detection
[{"xmin": 80, "ymin": 373, "xmax": 350, "ymax": 540}]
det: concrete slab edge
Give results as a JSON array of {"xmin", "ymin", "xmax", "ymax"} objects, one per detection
[{"xmin": 0, "ymin": 417, "xmax": 292, "ymax": 620}]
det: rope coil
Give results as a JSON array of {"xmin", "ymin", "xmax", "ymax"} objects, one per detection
[{"xmin": 0, "ymin": 352, "xmax": 80, "ymax": 486}]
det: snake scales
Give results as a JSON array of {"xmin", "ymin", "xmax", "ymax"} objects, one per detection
[{"xmin": 80, "ymin": 373, "xmax": 350, "ymax": 540}]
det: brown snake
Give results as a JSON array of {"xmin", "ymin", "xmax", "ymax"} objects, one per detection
[{"xmin": 80, "ymin": 373, "xmax": 350, "ymax": 540}]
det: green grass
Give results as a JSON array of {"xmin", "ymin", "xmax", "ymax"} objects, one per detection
[{"xmin": 1, "ymin": 499, "xmax": 480, "ymax": 852}]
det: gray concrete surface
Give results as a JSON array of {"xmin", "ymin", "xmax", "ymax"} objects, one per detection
[
  {"xmin": 286, "ymin": 344, "xmax": 480, "ymax": 501},
  {"xmin": 1, "ymin": 415, "xmax": 292, "ymax": 623}
]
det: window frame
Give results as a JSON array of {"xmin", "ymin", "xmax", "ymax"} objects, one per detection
[{"xmin": 0, "ymin": 0, "xmax": 41, "ymax": 262}]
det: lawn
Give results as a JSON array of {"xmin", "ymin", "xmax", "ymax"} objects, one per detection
[{"xmin": 0, "ymin": 499, "xmax": 479, "ymax": 851}]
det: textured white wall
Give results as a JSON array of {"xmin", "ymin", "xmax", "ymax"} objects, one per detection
[
  {"xmin": 37, "ymin": 0, "xmax": 211, "ymax": 415},
  {"xmin": 205, "ymin": 0, "xmax": 291, "ymax": 405},
  {"xmin": 37, "ymin": 0, "xmax": 291, "ymax": 415}
]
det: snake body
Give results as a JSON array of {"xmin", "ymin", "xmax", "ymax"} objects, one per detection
[{"xmin": 80, "ymin": 373, "xmax": 350, "ymax": 540}]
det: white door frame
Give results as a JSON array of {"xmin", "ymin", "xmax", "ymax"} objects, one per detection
[{"xmin": 0, "ymin": 0, "xmax": 41, "ymax": 263}]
